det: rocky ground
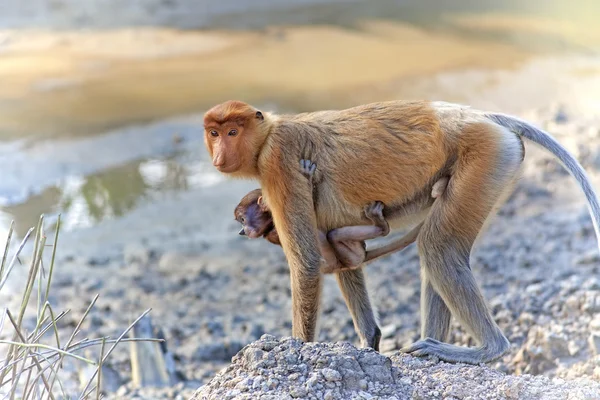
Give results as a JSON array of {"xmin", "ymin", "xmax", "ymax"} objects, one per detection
[
  {"xmin": 3, "ymin": 103, "xmax": 600, "ymax": 399},
  {"xmin": 193, "ymin": 336, "xmax": 600, "ymax": 400}
]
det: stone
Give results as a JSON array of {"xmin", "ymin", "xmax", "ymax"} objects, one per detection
[
  {"xmin": 589, "ymin": 333, "xmax": 600, "ymax": 355},
  {"xmin": 124, "ymin": 243, "xmax": 153, "ymax": 265},
  {"xmin": 543, "ymin": 333, "xmax": 570, "ymax": 359},
  {"xmin": 321, "ymin": 368, "xmax": 342, "ymax": 382},
  {"xmin": 380, "ymin": 324, "xmax": 398, "ymax": 339},
  {"xmin": 158, "ymin": 251, "xmax": 187, "ymax": 273}
]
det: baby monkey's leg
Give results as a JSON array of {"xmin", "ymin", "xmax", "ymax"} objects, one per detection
[
  {"xmin": 326, "ymin": 201, "xmax": 390, "ymax": 270},
  {"xmin": 364, "ymin": 201, "xmax": 390, "ymax": 237},
  {"xmin": 364, "ymin": 176, "xmax": 450, "ymax": 263}
]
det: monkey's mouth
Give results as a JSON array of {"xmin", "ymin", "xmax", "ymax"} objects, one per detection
[
  {"xmin": 247, "ymin": 230, "xmax": 261, "ymax": 239},
  {"xmin": 216, "ymin": 163, "xmax": 240, "ymax": 173},
  {"xmin": 260, "ymin": 221, "xmax": 275, "ymax": 237}
]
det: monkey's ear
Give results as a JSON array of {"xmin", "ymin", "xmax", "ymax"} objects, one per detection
[
  {"xmin": 257, "ymin": 196, "xmax": 269, "ymax": 212},
  {"xmin": 255, "ymin": 111, "xmax": 264, "ymax": 120}
]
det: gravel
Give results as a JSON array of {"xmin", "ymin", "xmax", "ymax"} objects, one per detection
[{"xmin": 192, "ymin": 335, "xmax": 600, "ymax": 400}]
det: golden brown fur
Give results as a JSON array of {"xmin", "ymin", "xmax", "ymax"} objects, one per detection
[
  {"xmin": 204, "ymin": 99, "xmax": 600, "ymax": 363},
  {"xmin": 234, "ymin": 183, "xmax": 445, "ymax": 274}
]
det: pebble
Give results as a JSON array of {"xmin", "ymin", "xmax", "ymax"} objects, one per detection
[
  {"xmin": 158, "ymin": 251, "xmax": 187, "ymax": 273},
  {"xmin": 380, "ymin": 324, "xmax": 398, "ymax": 339},
  {"xmin": 124, "ymin": 243, "xmax": 153, "ymax": 265},
  {"xmin": 589, "ymin": 333, "xmax": 600, "ymax": 355},
  {"xmin": 321, "ymin": 368, "xmax": 342, "ymax": 382}
]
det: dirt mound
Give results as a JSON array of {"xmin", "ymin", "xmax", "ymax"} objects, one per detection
[{"xmin": 192, "ymin": 335, "xmax": 600, "ymax": 400}]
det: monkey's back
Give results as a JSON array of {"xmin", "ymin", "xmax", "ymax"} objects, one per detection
[{"xmin": 281, "ymin": 101, "xmax": 449, "ymax": 207}]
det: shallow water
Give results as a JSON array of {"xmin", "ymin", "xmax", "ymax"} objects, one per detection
[{"xmin": 1, "ymin": 0, "xmax": 600, "ymax": 241}]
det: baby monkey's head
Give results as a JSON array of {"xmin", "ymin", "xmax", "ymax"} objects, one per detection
[{"xmin": 234, "ymin": 189, "xmax": 274, "ymax": 239}]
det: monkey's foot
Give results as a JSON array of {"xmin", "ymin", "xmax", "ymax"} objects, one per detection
[
  {"xmin": 299, "ymin": 159, "xmax": 317, "ymax": 179},
  {"xmin": 359, "ymin": 325, "xmax": 382, "ymax": 352},
  {"xmin": 364, "ymin": 201, "xmax": 390, "ymax": 236},
  {"xmin": 400, "ymin": 337, "xmax": 509, "ymax": 364}
]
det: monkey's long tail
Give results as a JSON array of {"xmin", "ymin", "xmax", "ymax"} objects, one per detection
[{"xmin": 486, "ymin": 112, "xmax": 600, "ymax": 254}]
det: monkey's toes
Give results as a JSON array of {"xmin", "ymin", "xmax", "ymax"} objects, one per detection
[
  {"xmin": 364, "ymin": 201, "xmax": 384, "ymax": 219},
  {"xmin": 399, "ymin": 338, "xmax": 441, "ymax": 355}
]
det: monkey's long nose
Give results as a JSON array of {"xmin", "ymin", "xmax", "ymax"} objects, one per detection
[
  {"xmin": 213, "ymin": 154, "xmax": 226, "ymax": 167},
  {"xmin": 238, "ymin": 228, "xmax": 246, "ymax": 236}
]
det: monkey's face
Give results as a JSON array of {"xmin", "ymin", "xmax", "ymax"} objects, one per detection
[
  {"xmin": 204, "ymin": 122, "xmax": 246, "ymax": 173},
  {"xmin": 235, "ymin": 202, "xmax": 274, "ymax": 239},
  {"xmin": 203, "ymin": 101, "xmax": 265, "ymax": 175}
]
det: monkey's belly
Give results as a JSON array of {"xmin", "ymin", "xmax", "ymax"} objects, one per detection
[
  {"xmin": 314, "ymin": 181, "xmax": 433, "ymax": 232},
  {"xmin": 387, "ymin": 207, "xmax": 430, "ymax": 231},
  {"xmin": 384, "ymin": 189, "xmax": 435, "ymax": 230}
]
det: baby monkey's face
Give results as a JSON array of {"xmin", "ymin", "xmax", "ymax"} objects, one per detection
[
  {"xmin": 234, "ymin": 190, "xmax": 274, "ymax": 239},
  {"xmin": 237, "ymin": 203, "xmax": 273, "ymax": 238}
]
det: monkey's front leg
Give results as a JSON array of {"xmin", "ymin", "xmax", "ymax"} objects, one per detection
[
  {"xmin": 336, "ymin": 269, "xmax": 381, "ymax": 350},
  {"xmin": 263, "ymin": 163, "xmax": 323, "ymax": 342},
  {"xmin": 298, "ymin": 158, "xmax": 380, "ymax": 349}
]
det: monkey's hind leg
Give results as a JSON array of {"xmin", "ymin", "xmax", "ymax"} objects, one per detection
[{"xmin": 401, "ymin": 127, "xmax": 522, "ymax": 364}]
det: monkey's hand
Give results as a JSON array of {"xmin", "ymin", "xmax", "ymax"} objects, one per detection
[
  {"xmin": 300, "ymin": 159, "xmax": 317, "ymax": 182},
  {"xmin": 364, "ymin": 201, "xmax": 390, "ymax": 237}
]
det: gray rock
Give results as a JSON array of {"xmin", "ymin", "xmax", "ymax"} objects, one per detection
[
  {"xmin": 321, "ymin": 368, "xmax": 342, "ymax": 382},
  {"xmin": 583, "ymin": 277, "xmax": 600, "ymax": 291},
  {"xmin": 124, "ymin": 243, "xmax": 153, "ymax": 265},
  {"xmin": 380, "ymin": 324, "xmax": 398, "ymax": 339},
  {"xmin": 582, "ymin": 292, "xmax": 600, "ymax": 314},
  {"xmin": 158, "ymin": 251, "xmax": 187, "ymax": 273},
  {"xmin": 589, "ymin": 333, "xmax": 600, "ymax": 356},
  {"xmin": 543, "ymin": 333, "xmax": 571, "ymax": 359},
  {"xmin": 589, "ymin": 317, "xmax": 600, "ymax": 332},
  {"xmin": 192, "ymin": 337, "xmax": 600, "ymax": 400},
  {"xmin": 87, "ymin": 256, "xmax": 111, "ymax": 266}
]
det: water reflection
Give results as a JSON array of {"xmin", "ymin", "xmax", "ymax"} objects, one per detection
[{"xmin": 0, "ymin": 154, "xmax": 225, "ymax": 238}]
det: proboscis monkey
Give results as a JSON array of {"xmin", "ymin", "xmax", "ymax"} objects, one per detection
[
  {"xmin": 204, "ymin": 100, "xmax": 600, "ymax": 364},
  {"xmin": 234, "ymin": 162, "xmax": 449, "ymax": 274}
]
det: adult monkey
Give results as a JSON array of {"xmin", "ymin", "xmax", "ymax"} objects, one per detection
[{"xmin": 203, "ymin": 100, "xmax": 600, "ymax": 364}]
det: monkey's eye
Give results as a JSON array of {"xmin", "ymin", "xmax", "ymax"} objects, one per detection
[
  {"xmin": 240, "ymin": 216, "xmax": 245, "ymax": 224},
  {"xmin": 228, "ymin": 129, "xmax": 238, "ymax": 136},
  {"xmin": 210, "ymin": 130, "xmax": 218, "ymax": 137}
]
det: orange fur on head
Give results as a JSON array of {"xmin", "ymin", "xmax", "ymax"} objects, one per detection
[{"xmin": 203, "ymin": 100, "xmax": 271, "ymax": 178}]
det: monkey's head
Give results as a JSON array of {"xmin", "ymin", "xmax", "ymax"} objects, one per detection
[
  {"xmin": 234, "ymin": 188, "xmax": 274, "ymax": 239},
  {"xmin": 203, "ymin": 100, "xmax": 270, "ymax": 177}
]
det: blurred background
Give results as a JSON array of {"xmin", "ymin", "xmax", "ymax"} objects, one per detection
[
  {"xmin": 1, "ymin": 0, "xmax": 600, "ymax": 257},
  {"xmin": 2, "ymin": 1, "xmax": 600, "ymax": 394}
]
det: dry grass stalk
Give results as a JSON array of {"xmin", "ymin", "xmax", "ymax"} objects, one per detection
[{"xmin": 0, "ymin": 215, "xmax": 163, "ymax": 399}]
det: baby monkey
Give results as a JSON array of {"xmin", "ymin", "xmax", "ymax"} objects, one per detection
[{"xmin": 235, "ymin": 159, "xmax": 449, "ymax": 273}]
